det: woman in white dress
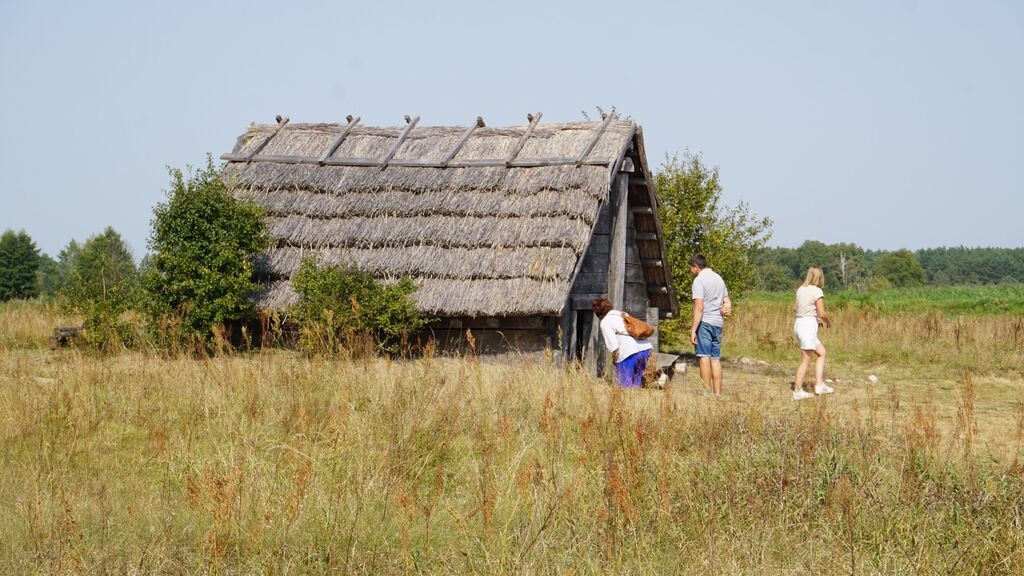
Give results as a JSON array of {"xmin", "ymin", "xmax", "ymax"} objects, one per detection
[{"xmin": 792, "ymin": 267, "xmax": 833, "ymax": 400}]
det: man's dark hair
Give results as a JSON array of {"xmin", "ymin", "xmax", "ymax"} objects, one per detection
[{"xmin": 689, "ymin": 254, "xmax": 708, "ymax": 269}]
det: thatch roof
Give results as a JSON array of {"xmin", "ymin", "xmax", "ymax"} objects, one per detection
[{"xmin": 222, "ymin": 115, "xmax": 676, "ymax": 317}]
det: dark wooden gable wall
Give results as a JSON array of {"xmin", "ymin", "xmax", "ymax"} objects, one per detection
[{"xmin": 559, "ymin": 154, "xmax": 659, "ymax": 373}]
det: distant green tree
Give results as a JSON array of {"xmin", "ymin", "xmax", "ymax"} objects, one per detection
[
  {"xmin": 917, "ymin": 247, "xmax": 1024, "ymax": 285},
  {"xmin": 760, "ymin": 241, "xmax": 872, "ymax": 291},
  {"xmin": 657, "ymin": 152, "xmax": 772, "ymax": 309},
  {"xmin": 834, "ymin": 250, "xmax": 870, "ymax": 290},
  {"xmin": 0, "ymin": 229, "xmax": 41, "ymax": 301},
  {"xmin": 795, "ymin": 240, "xmax": 833, "ymax": 275},
  {"xmin": 873, "ymin": 249, "xmax": 926, "ymax": 288},
  {"xmin": 36, "ymin": 253, "xmax": 61, "ymax": 298},
  {"xmin": 64, "ymin": 226, "xmax": 139, "ymax": 348},
  {"xmin": 756, "ymin": 262, "xmax": 796, "ymax": 292},
  {"xmin": 863, "ymin": 249, "xmax": 884, "ymax": 276},
  {"xmin": 755, "ymin": 246, "xmax": 801, "ymax": 278},
  {"xmin": 143, "ymin": 156, "xmax": 268, "ymax": 342},
  {"xmin": 56, "ymin": 240, "xmax": 82, "ymax": 288}
]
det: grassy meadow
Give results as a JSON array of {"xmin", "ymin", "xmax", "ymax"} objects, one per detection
[{"xmin": 1, "ymin": 287, "xmax": 1023, "ymax": 574}]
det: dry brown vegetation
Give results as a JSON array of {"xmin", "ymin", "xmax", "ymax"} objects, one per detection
[
  {"xmin": 723, "ymin": 298, "xmax": 1024, "ymax": 459},
  {"xmin": 2, "ymin": 300, "xmax": 1023, "ymax": 574}
]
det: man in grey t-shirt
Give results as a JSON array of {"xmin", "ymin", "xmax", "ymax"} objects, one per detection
[{"xmin": 689, "ymin": 254, "xmax": 732, "ymax": 396}]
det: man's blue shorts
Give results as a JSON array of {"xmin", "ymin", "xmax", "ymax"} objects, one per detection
[{"xmin": 695, "ymin": 322, "xmax": 723, "ymax": 359}]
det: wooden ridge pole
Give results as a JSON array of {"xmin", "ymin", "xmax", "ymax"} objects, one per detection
[{"xmin": 219, "ymin": 153, "xmax": 612, "ymax": 168}]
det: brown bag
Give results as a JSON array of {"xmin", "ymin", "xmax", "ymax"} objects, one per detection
[{"xmin": 621, "ymin": 312, "xmax": 655, "ymax": 339}]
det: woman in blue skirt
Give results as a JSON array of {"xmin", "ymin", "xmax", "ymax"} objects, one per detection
[{"xmin": 593, "ymin": 298, "xmax": 653, "ymax": 388}]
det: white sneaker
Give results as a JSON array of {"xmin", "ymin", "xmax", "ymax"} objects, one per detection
[
  {"xmin": 815, "ymin": 384, "xmax": 835, "ymax": 395},
  {"xmin": 792, "ymin": 390, "xmax": 815, "ymax": 401}
]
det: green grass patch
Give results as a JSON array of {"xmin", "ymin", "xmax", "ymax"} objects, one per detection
[{"xmin": 746, "ymin": 284, "xmax": 1024, "ymax": 316}]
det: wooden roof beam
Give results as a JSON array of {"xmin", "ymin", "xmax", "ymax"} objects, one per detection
[
  {"xmin": 441, "ymin": 116, "xmax": 484, "ymax": 167},
  {"xmin": 505, "ymin": 112, "xmax": 542, "ymax": 166},
  {"xmin": 575, "ymin": 112, "xmax": 615, "ymax": 166},
  {"xmin": 246, "ymin": 115, "xmax": 289, "ymax": 162},
  {"xmin": 318, "ymin": 115, "xmax": 360, "ymax": 165},
  {"xmin": 379, "ymin": 115, "xmax": 420, "ymax": 170}
]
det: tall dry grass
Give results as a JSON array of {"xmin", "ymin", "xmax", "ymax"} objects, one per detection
[
  {"xmin": 725, "ymin": 300, "xmax": 1024, "ymax": 376},
  {"xmin": 2, "ymin": 301, "xmax": 1024, "ymax": 574}
]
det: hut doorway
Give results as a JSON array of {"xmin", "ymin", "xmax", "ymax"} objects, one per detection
[{"xmin": 574, "ymin": 310, "xmax": 593, "ymax": 363}]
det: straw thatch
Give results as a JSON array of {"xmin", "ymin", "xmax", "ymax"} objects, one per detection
[{"xmin": 223, "ymin": 119, "xmax": 642, "ymax": 317}]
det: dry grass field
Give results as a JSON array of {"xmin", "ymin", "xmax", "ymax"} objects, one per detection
[
  {"xmin": 2, "ymin": 299, "xmax": 1023, "ymax": 574},
  {"xmin": 721, "ymin": 292, "xmax": 1024, "ymax": 459}
]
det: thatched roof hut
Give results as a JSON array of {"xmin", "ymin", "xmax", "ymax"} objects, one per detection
[{"xmin": 222, "ymin": 113, "xmax": 678, "ymax": 367}]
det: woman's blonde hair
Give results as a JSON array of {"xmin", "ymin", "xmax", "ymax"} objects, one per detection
[{"xmin": 802, "ymin": 267, "xmax": 825, "ymax": 289}]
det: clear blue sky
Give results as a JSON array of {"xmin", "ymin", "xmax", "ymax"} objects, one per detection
[{"xmin": 2, "ymin": 0, "xmax": 1021, "ymax": 258}]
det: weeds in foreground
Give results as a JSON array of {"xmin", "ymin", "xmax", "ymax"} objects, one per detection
[
  {"xmin": 3, "ymin": 299, "xmax": 1024, "ymax": 573},
  {"xmin": 1, "ymin": 347, "xmax": 1023, "ymax": 574}
]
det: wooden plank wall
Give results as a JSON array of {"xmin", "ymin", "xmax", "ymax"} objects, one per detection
[
  {"xmin": 560, "ymin": 170, "xmax": 653, "ymax": 375},
  {"xmin": 426, "ymin": 316, "xmax": 556, "ymax": 361},
  {"xmin": 623, "ymin": 210, "xmax": 651, "ymax": 318},
  {"xmin": 560, "ymin": 200, "xmax": 610, "ymax": 371}
]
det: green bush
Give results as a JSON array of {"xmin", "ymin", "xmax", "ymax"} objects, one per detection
[
  {"xmin": 62, "ymin": 226, "xmax": 139, "ymax": 349},
  {"xmin": 143, "ymin": 156, "xmax": 268, "ymax": 346},
  {"xmin": 865, "ymin": 276, "xmax": 893, "ymax": 292},
  {"xmin": 291, "ymin": 257, "xmax": 428, "ymax": 354}
]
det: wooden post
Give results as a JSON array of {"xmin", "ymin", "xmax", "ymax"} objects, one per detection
[
  {"xmin": 608, "ymin": 161, "xmax": 632, "ymax": 310},
  {"xmin": 647, "ymin": 307, "xmax": 659, "ymax": 352},
  {"xmin": 591, "ymin": 312, "xmax": 604, "ymax": 377},
  {"xmin": 558, "ymin": 306, "xmax": 576, "ymax": 365}
]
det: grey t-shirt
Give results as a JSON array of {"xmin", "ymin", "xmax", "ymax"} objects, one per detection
[{"xmin": 692, "ymin": 268, "xmax": 729, "ymax": 327}]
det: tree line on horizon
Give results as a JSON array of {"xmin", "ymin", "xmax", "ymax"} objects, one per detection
[
  {"xmin": 754, "ymin": 241, "xmax": 1024, "ymax": 292},
  {"xmin": 3, "ymin": 221, "xmax": 1021, "ymax": 307}
]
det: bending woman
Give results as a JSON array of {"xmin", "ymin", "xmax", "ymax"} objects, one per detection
[
  {"xmin": 593, "ymin": 298, "xmax": 653, "ymax": 388},
  {"xmin": 793, "ymin": 267, "xmax": 833, "ymax": 400}
]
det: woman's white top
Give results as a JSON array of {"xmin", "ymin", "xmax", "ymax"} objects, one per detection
[
  {"xmin": 599, "ymin": 310, "xmax": 653, "ymax": 363},
  {"xmin": 795, "ymin": 285, "xmax": 824, "ymax": 318}
]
